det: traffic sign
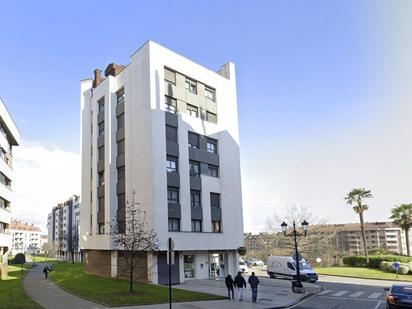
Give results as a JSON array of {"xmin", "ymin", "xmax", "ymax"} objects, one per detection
[
  {"xmin": 392, "ymin": 262, "xmax": 401, "ymax": 270},
  {"xmin": 292, "ymin": 253, "xmax": 303, "ymax": 262}
]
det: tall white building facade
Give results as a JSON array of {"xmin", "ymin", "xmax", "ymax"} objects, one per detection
[
  {"xmin": 10, "ymin": 220, "xmax": 41, "ymax": 255},
  {"xmin": 47, "ymin": 195, "xmax": 82, "ymax": 261},
  {"xmin": 0, "ymin": 98, "xmax": 20, "ymax": 265},
  {"xmin": 80, "ymin": 41, "xmax": 244, "ymax": 284}
]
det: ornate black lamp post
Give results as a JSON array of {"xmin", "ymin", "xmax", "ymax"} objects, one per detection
[{"xmin": 281, "ymin": 220, "xmax": 309, "ymax": 293}]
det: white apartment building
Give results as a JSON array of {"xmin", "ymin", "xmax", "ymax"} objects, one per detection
[
  {"xmin": 47, "ymin": 195, "xmax": 82, "ymax": 261},
  {"xmin": 80, "ymin": 41, "xmax": 244, "ymax": 284},
  {"xmin": 9, "ymin": 220, "xmax": 41, "ymax": 255},
  {"xmin": 0, "ymin": 98, "xmax": 20, "ymax": 265}
]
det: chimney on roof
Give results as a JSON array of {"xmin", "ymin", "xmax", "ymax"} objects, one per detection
[
  {"xmin": 93, "ymin": 69, "xmax": 103, "ymax": 88},
  {"xmin": 104, "ymin": 63, "xmax": 123, "ymax": 77}
]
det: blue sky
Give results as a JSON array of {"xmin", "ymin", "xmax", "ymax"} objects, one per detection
[{"xmin": 1, "ymin": 1, "xmax": 411, "ymax": 232}]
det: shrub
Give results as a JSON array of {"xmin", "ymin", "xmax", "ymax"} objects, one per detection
[
  {"xmin": 343, "ymin": 255, "xmax": 412, "ymax": 268},
  {"xmin": 342, "ymin": 256, "xmax": 367, "ymax": 267},
  {"xmin": 399, "ymin": 266, "xmax": 410, "ymax": 275},
  {"xmin": 380, "ymin": 261, "xmax": 392, "ymax": 272},
  {"xmin": 13, "ymin": 253, "xmax": 26, "ymax": 264}
]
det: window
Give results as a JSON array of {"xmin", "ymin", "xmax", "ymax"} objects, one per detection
[
  {"xmin": 166, "ymin": 156, "xmax": 178, "ymax": 173},
  {"xmin": 118, "ymin": 193, "xmax": 125, "ymax": 209},
  {"xmin": 185, "ymin": 78, "xmax": 197, "ymax": 94},
  {"xmin": 117, "ymin": 113, "xmax": 124, "ymax": 129},
  {"xmin": 117, "ymin": 139, "xmax": 125, "ymax": 155},
  {"xmin": 287, "ymin": 262, "xmax": 295, "ymax": 270},
  {"xmin": 210, "ymin": 193, "xmax": 220, "ymax": 208},
  {"xmin": 164, "ymin": 68, "xmax": 176, "ymax": 85},
  {"xmin": 98, "ymin": 223, "xmax": 105, "ymax": 234},
  {"xmin": 168, "ymin": 187, "xmax": 179, "ymax": 204},
  {"xmin": 190, "ymin": 190, "xmax": 201, "ymax": 207},
  {"xmin": 98, "ymin": 171, "xmax": 104, "ymax": 186},
  {"xmin": 168, "ymin": 218, "xmax": 180, "ymax": 231},
  {"xmin": 208, "ymin": 165, "xmax": 219, "ymax": 177},
  {"xmin": 186, "ymin": 104, "xmax": 198, "ymax": 117},
  {"xmin": 99, "ymin": 146, "xmax": 105, "ymax": 161},
  {"xmin": 166, "ymin": 125, "xmax": 178, "ymax": 143},
  {"xmin": 207, "ymin": 138, "xmax": 217, "ymax": 153},
  {"xmin": 212, "ymin": 221, "xmax": 222, "ymax": 233},
  {"xmin": 98, "ymin": 97, "xmax": 105, "ymax": 112},
  {"xmin": 165, "ymin": 96, "xmax": 177, "ymax": 113},
  {"xmin": 117, "ymin": 166, "xmax": 125, "ymax": 182},
  {"xmin": 188, "ymin": 132, "xmax": 199, "ymax": 149},
  {"xmin": 98, "ymin": 197, "xmax": 104, "ymax": 212},
  {"xmin": 98, "ymin": 122, "xmax": 104, "ymax": 136},
  {"xmin": 191, "ymin": 220, "xmax": 202, "ymax": 232},
  {"xmin": 189, "ymin": 160, "xmax": 200, "ymax": 177},
  {"xmin": 206, "ymin": 111, "xmax": 217, "ymax": 123},
  {"xmin": 116, "ymin": 88, "xmax": 125, "ymax": 105},
  {"xmin": 205, "ymin": 87, "xmax": 215, "ymax": 101}
]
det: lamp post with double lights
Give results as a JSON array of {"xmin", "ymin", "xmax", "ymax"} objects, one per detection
[{"xmin": 281, "ymin": 220, "xmax": 309, "ymax": 293}]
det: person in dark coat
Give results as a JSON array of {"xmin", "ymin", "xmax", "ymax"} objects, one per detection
[
  {"xmin": 234, "ymin": 271, "xmax": 247, "ymax": 301},
  {"xmin": 225, "ymin": 274, "xmax": 235, "ymax": 300},
  {"xmin": 248, "ymin": 272, "xmax": 260, "ymax": 302},
  {"xmin": 43, "ymin": 266, "xmax": 49, "ymax": 279}
]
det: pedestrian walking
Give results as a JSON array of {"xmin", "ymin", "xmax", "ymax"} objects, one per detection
[
  {"xmin": 234, "ymin": 271, "xmax": 247, "ymax": 301},
  {"xmin": 225, "ymin": 274, "xmax": 235, "ymax": 300},
  {"xmin": 43, "ymin": 266, "xmax": 49, "ymax": 279},
  {"xmin": 248, "ymin": 271, "xmax": 260, "ymax": 302}
]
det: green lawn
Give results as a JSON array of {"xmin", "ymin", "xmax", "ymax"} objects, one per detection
[
  {"xmin": 49, "ymin": 262, "xmax": 224, "ymax": 306},
  {"xmin": 316, "ymin": 267, "xmax": 412, "ymax": 281},
  {"xmin": 0, "ymin": 264, "xmax": 42, "ymax": 309}
]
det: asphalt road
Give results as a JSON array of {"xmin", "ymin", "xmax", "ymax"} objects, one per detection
[{"xmin": 292, "ymin": 276, "xmax": 393, "ymax": 309}]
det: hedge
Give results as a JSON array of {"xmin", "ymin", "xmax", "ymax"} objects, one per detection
[
  {"xmin": 380, "ymin": 261, "xmax": 410, "ymax": 274},
  {"xmin": 343, "ymin": 255, "xmax": 412, "ymax": 268}
]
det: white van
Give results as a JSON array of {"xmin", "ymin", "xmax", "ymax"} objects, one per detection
[
  {"xmin": 266, "ymin": 256, "xmax": 318, "ymax": 283},
  {"xmin": 239, "ymin": 259, "xmax": 249, "ymax": 273}
]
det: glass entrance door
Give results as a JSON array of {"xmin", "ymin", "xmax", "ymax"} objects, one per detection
[
  {"xmin": 209, "ymin": 252, "xmax": 228, "ymax": 278},
  {"xmin": 183, "ymin": 254, "xmax": 195, "ymax": 279}
]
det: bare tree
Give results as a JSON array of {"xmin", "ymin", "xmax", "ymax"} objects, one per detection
[
  {"xmin": 70, "ymin": 224, "xmax": 79, "ymax": 264},
  {"xmin": 110, "ymin": 192, "xmax": 158, "ymax": 293}
]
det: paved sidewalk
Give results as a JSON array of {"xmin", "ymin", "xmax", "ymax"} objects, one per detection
[
  {"xmin": 23, "ymin": 263, "xmax": 105, "ymax": 309},
  {"xmin": 24, "ymin": 263, "xmax": 320, "ymax": 309}
]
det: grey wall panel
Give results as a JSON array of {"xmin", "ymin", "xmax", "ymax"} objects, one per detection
[
  {"xmin": 117, "ymin": 208, "xmax": 125, "ymax": 221},
  {"xmin": 168, "ymin": 203, "xmax": 181, "ymax": 219},
  {"xmin": 97, "ymin": 135, "xmax": 105, "ymax": 148},
  {"xmin": 157, "ymin": 251, "xmax": 180, "ymax": 285},
  {"xmin": 191, "ymin": 206, "xmax": 203, "ymax": 220},
  {"xmin": 117, "ymin": 180, "xmax": 125, "ymax": 195},
  {"xmin": 97, "ymin": 160, "xmax": 105, "ymax": 172},
  {"xmin": 97, "ymin": 185, "xmax": 105, "ymax": 198},
  {"xmin": 97, "ymin": 211, "xmax": 105, "ymax": 224},
  {"xmin": 165, "ymin": 112, "xmax": 178, "ymax": 127},
  {"xmin": 97, "ymin": 111, "xmax": 104, "ymax": 124},
  {"xmin": 199, "ymin": 135, "xmax": 207, "ymax": 151},
  {"xmin": 211, "ymin": 207, "xmax": 222, "ymax": 221},
  {"xmin": 190, "ymin": 176, "xmax": 201, "ymax": 190},
  {"xmin": 116, "ymin": 128, "xmax": 125, "ymax": 142},
  {"xmin": 167, "ymin": 172, "xmax": 180, "ymax": 187},
  {"xmin": 166, "ymin": 141, "xmax": 179, "ymax": 156},
  {"xmin": 116, "ymin": 102, "xmax": 124, "ymax": 116},
  {"xmin": 200, "ymin": 163, "xmax": 208, "ymax": 175},
  {"xmin": 189, "ymin": 148, "xmax": 219, "ymax": 166},
  {"xmin": 116, "ymin": 155, "xmax": 125, "ymax": 168}
]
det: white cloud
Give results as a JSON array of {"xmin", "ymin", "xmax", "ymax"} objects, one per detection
[{"xmin": 11, "ymin": 141, "xmax": 80, "ymax": 233}]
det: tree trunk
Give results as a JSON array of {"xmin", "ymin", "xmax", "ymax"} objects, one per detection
[
  {"xmin": 359, "ymin": 212, "xmax": 369, "ymax": 264},
  {"xmin": 71, "ymin": 250, "xmax": 74, "ymax": 264},
  {"xmin": 406, "ymin": 228, "xmax": 410, "ymax": 256},
  {"xmin": 129, "ymin": 265, "xmax": 134, "ymax": 293}
]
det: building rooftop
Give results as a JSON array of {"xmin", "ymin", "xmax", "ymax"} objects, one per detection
[{"xmin": 10, "ymin": 219, "xmax": 41, "ymax": 232}]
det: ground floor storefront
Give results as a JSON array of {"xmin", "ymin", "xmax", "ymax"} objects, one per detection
[{"xmin": 84, "ymin": 249, "xmax": 239, "ymax": 285}]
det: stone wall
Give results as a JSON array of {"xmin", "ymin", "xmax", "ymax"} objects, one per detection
[
  {"xmin": 117, "ymin": 251, "xmax": 148, "ymax": 282},
  {"xmin": 84, "ymin": 250, "xmax": 111, "ymax": 277}
]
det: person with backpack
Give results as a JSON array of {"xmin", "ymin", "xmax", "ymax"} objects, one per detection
[
  {"xmin": 248, "ymin": 272, "xmax": 260, "ymax": 302},
  {"xmin": 42, "ymin": 266, "xmax": 49, "ymax": 279},
  {"xmin": 234, "ymin": 271, "xmax": 247, "ymax": 301},
  {"xmin": 224, "ymin": 274, "xmax": 235, "ymax": 300}
]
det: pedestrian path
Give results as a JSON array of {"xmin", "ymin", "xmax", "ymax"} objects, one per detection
[
  {"xmin": 23, "ymin": 263, "xmax": 105, "ymax": 309},
  {"xmin": 317, "ymin": 289, "xmax": 384, "ymax": 300}
]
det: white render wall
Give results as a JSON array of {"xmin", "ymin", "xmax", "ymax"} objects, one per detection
[{"xmin": 80, "ymin": 41, "xmax": 243, "ymax": 255}]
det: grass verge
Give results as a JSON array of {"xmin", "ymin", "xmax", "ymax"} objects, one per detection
[
  {"xmin": 49, "ymin": 262, "xmax": 224, "ymax": 306},
  {"xmin": 0, "ymin": 264, "xmax": 42, "ymax": 309},
  {"xmin": 316, "ymin": 267, "xmax": 412, "ymax": 282}
]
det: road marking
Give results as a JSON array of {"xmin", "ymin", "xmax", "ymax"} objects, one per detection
[
  {"xmin": 368, "ymin": 292, "xmax": 382, "ymax": 299},
  {"xmin": 317, "ymin": 289, "xmax": 332, "ymax": 295},
  {"xmin": 373, "ymin": 300, "xmax": 384, "ymax": 309},
  {"xmin": 348, "ymin": 291, "xmax": 365, "ymax": 298},
  {"xmin": 332, "ymin": 290, "xmax": 348, "ymax": 297}
]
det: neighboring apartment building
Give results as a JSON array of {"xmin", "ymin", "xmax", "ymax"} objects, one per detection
[
  {"xmin": 0, "ymin": 98, "xmax": 20, "ymax": 264},
  {"xmin": 47, "ymin": 195, "xmax": 82, "ymax": 261},
  {"xmin": 39, "ymin": 234, "xmax": 48, "ymax": 253},
  {"xmin": 80, "ymin": 41, "xmax": 243, "ymax": 284},
  {"xmin": 9, "ymin": 220, "xmax": 41, "ymax": 255}
]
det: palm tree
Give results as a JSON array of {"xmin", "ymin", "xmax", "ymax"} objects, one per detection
[
  {"xmin": 390, "ymin": 204, "xmax": 412, "ymax": 256},
  {"xmin": 345, "ymin": 188, "xmax": 373, "ymax": 263}
]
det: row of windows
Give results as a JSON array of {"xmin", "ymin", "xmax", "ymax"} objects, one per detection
[
  {"xmin": 166, "ymin": 126, "xmax": 218, "ymax": 154},
  {"xmin": 168, "ymin": 218, "xmax": 222, "ymax": 233},
  {"xmin": 165, "ymin": 96, "xmax": 217, "ymax": 122},
  {"xmin": 168, "ymin": 187, "xmax": 220, "ymax": 208},
  {"xmin": 164, "ymin": 68, "xmax": 216, "ymax": 102},
  {"xmin": 166, "ymin": 156, "xmax": 219, "ymax": 177}
]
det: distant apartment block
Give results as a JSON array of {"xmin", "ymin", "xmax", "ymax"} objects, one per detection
[
  {"xmin": 47, "ymin": 195, "xmax": 82, "ymax": 261},
  {"xmin": 9, "ymin": 220, "xmax": 41, "ymax": 255},
  {"xmin": 0, "ymin": 98, "xmax": 20, "ymax": 264},
  {"xmin": 80, "ymin": 41, "xmax": 243, "ymax": 284}
]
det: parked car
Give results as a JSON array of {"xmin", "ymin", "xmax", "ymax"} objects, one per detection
[
  {"xmin": 244, "ymin": 260, "xmax": 253, "ymax": 268},
  {"xmin": 385, "ymin": 284, "xmax": 412, "ymax": 308},
  {"xmin": 252, "ymin": 260, "xmax": 265, "ymax": 267},
  {"xmin": 266, "ymin": 256, "xmax": 318, "ymax": 283},
  {"xmin": 238, "ymin": 260, "xmax": 249, "ymax": 273}
]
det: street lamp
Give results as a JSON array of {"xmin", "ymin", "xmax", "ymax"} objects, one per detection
[{"xmin": 280, "ymin": 220, "xmax": 309, "ymax": 293}]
